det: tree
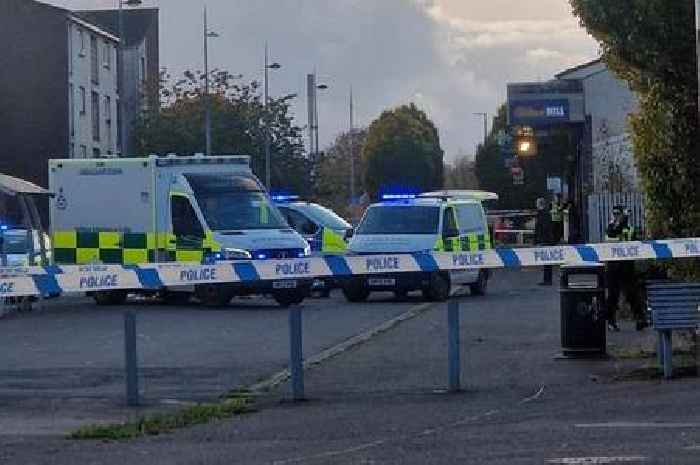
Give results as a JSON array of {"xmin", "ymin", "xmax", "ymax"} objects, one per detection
[
  {"xmin": 361, "ymin": 104, "xmax": 444, "ymax": 199},
  {"xmin": 444, "ymin": 155, "xmax": 478, "ymax": 190},
  {"xmin": 314, "ymin": 129, "xmax": 367, "ymax": 219},
  {"xmin": 133, "ymin": 69, "xmax": 312, "ymax": 195},
  {"xmin": 570, "ymin": 0, "xmax": 700, "ymax": 241}
]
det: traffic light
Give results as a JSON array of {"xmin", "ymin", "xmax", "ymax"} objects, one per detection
[{"xmin": 514, "ymin": 126, "xmax": 537, "ymax": 157}]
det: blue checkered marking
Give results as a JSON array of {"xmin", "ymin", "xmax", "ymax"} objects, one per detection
[
  {"xmin": 496, "ymin": 248, "xmax": 521, "ymax": 267},
  {"xmin": 32, "ymin": 274, "xmax": 61, "ymax": 296},
  {"xmin": 646, "ymin": 241, "xmax": 673, "ymax": 260},
  {"xmin": 43, "ymin": 265, "xmax": 63, "ymax": 275},
  {"xmin": 233, "ymin": 262, "xmax": 260, "ymax": 282},
  {"xmin": 575, "ymin": 245, "xmax": 599, "ymax": 262},
  {"xmin": 324, "ymin": 255, "xmax": 352, "ymax": 276},
  {"xmin": 125, "ymin": 266, "xmax": 163, "ymax": 289},
  {"xmin": 412, "ymin": 253, "xmax": 439, "ymax": 272}
]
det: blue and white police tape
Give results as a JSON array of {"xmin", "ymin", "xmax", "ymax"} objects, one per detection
[{"xmin": 1, "ymin": 238, "xmax": 699, "ymax": 298}]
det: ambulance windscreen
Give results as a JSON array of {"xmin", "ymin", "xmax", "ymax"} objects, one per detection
[
  {"xmin": 356, "ymin": 206, "xmax": 439, "ymax": 235},
  {"xmin": 185, "ymin": 174, "xmax": 287, "ymax": 231}
]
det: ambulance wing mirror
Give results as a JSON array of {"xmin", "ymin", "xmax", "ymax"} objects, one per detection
[{"xmin": 344, "ymin": 228, "xmax": 354, "ymax": 240}]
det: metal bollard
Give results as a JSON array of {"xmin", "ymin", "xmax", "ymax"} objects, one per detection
[
  {"xmin": 289, "ymin": 305, "xmax": 305, "ymax": 400},
  {"xmin": 124, "ymin": 309, "xmax": 140, "ymax": 406},
  {"xmin": 448, "ymin": 300, "xmax": 461, "ymax": 392}
]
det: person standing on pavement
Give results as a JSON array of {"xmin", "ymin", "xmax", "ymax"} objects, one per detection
[
  {"xmin": 535, "ymin": 197, "xmax": 554, "ymax": 286},
  {"xmin": 605, "ymin": 205, "xmax": 647, "ymax": 331},
  {"xmin": 550, "ymin": 194, "xmax": 565, "ymax": 244}
]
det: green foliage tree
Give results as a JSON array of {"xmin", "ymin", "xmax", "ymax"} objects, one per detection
[
  {"xmin": 570, "ymin": 0, "xmax": 700, "ymax": 240},
  {"xmin": 314, "ymin": 129, "xmax": 367, "ymax": 220},
  {"xmin": 361, "ymin": 104, "xmax": 444, "ymax": 199},
  {"xmin": 133, "ymin": 69, "xmax": 312, "ymax": 195}
]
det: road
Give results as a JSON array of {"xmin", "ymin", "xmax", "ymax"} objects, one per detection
[{"xmin": 3, "ymin": 268, "xmax": 700, "ymax": 464}]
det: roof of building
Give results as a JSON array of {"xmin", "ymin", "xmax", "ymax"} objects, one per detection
[
  {"xmin": 75, "ymin": 8, "xmax": 159, "ymax": 47},
  {"xmin": 555, "ymin": 58, "xmax": 604, "ymax": 80},
  {"xmin": 68, "ymin": 15, "xmax": 119, "ymax": 42}
]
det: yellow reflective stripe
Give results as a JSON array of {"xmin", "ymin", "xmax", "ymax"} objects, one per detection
[
  {"xmin": 76, "ymin": 248, "xmax": 100, "ymax": 263},
  {"xmin": 434, "ymin": 237, "xmax": 444, "ymax": 251},
  {"xmin": 467, "ymin": 233, "xmax": 479, "ymax": 252},
  {"xmin": 204, "ymin": 230, "xmax": 221, "ymax": 252},
  {"xmin": 123, "ymin": 249, "xmax": 148, "ymax": 264},
  {"xmin": 322, "ymin": 228, "xmax": 346, "ymax": 253},
  {"xmin": 53, "ymin": 231, "xmax": 77, "ymax": 249},
  {"xmin": 176, "ymin": 250, "xmax": 203, "ymax": 262},
  {"xmin": 98, "ymin": 232, "xmax": 121, "ymax": 249}
]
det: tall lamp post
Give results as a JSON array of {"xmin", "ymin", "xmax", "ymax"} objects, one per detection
[
  {"xmin": 314, "ymin": 82, "xmax": 328, "ymax": 162},
  {"xmin": 118, "ymin": 0, "xmax": 142, "ymax": 156},
  {"xmin": 473, "ymin": 112, "xmax": 488, "ymax": 146},
  {"xmin": 203, "ymin": 6, "xmax": 219, "ymax": 156},
  {"xmin": 264, "ymin": 42, "xmax": 281, "ymax": 190}
]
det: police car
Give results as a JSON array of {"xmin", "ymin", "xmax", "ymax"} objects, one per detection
[
  {"xmin": 273, "ymin": 195, "xmax": 352, "ymax": 296},
  {"xmin": 343, "ymin": 190, "xmax": 497, "ymax": 302}
]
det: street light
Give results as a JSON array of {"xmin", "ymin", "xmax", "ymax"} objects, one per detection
[
  {"xmin": 203, "ymin": 6, "xmax": 219, "ymax": 156},
  {"xmin": 314, "ymin": 82, "xmax": 328, "ymax": 163},
  {"xmin": 264, "ymin": 42, "xmax": 281, "ymax": 190},
  {"xmin": 118, "ymin": 0, "xmax": 142, "ymax": 156}
]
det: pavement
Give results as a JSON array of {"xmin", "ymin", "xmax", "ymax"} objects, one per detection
[{"xmin": 2, "ymin": 268, "xmax": 700, "ymax": 464}]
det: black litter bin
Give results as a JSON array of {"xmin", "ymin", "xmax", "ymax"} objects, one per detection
[{"xmin": 559, "ymin": 264, "xmax": 607, "ymax": 358}]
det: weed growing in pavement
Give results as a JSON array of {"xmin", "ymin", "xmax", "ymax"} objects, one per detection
[{"xmin": 69, "ymin": 394, "xmax": 255, "ymax": 440}]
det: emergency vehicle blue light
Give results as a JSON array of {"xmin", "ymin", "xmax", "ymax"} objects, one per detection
[
  {"xmin": 271, "ymin": 194, "xmax": 300, "ymax": 202},
  {"xmin": 381, "ymin": 194, "xmax": 417, "ymax": 200},
  {"xmin": 297, "ymin": 251, "xmax": 306, "ymax": 258},
  {"xmin": 0, "ymin": 225, "xmax": 8, "ymax": 231},
  {"xmin": 256, "ymin": 253, "xmax": 268, "ymax": 260}
]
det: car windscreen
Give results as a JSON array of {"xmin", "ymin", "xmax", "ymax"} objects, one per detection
[
  {"xmin": 356, "ymin": 206, "xmax": 439, "ymax": 235},
  {"xmin": 185, "ymin": 174, "xmax": 288, "ymax": 230},
  {"xmin": 456, "ymin": 204, "xmax": 485, "ymax": 233},
  {"xmin": 297, "ymin": 204, "xmax": 351, "ymax": 230}
]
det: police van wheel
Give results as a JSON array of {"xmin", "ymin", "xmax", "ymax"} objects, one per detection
[
  {"xmin": 393, "ymin": 290, "xmax": 409, "ymax": 300},
  {"xmin": 274, "ymin": 290, "xmax": 306, "ymax": 308},
  {"xmin": 422, "ymin": 273, "xmax": 450, "ymax": 302},
  {"xmin": 162, "ymin": 291, "xmax": 192, "ymax": 306},
  {"xmin": 342, "ymin": 281, "xmax": 370, "ymax": 303},
  {"xmin": 195, "ymin": 284, "xmax": 233, "ymax": 308},
  {"xmin": 469, "ymin": 270, "xmax": 489, "ymax": 296},
  {"xmin": 93, "ymin": 290, "xmax": 128, "ymax": 306}
]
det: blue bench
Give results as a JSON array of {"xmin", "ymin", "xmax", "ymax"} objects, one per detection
[{"xmin": 646, "ymin": 282, "xmax": 700, "ymax": 379}]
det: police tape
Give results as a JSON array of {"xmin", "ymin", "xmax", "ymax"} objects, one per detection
[{"xmin": 0, "ymin": 238, "xmax": 699, "ymax": 298}]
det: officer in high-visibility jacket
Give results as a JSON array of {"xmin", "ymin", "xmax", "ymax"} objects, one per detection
[
  {"xmin": 550, "ymin": 194, "xmax": 567, "ymax": 244},
  {"xmin": 605, "ymin": 205, "xmax": 647, "ymax": 331}
]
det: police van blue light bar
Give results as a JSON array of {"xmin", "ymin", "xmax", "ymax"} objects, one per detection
[
  {"xmin": 271, "ymin": 194, "xmax": 300, "ymax": 202},
  {"xmin": 381, "ymin": 194, "xmax": 417, "ymax": 200}
]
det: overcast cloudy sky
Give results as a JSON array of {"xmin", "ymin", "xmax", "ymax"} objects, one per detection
[{"xmin": 45, "ymin": 0, "xmax": 599, "ymax": 162}]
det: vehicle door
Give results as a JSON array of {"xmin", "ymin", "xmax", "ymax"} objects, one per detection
[
  {"xmin": 169, "ymin": 193, "xmax": 207, "ymax": 262},
  {"xmin": 286, "ymin": 208, "xmax": 321, "ymax": 251}
]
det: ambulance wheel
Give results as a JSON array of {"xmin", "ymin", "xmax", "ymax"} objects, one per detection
[
  {"xmin": 195, "ymin": 284, "xmax": 233, "ymax": 308},
  {"xmin": 470, "ymin": 270, "xmax": 489, "ymax": 296},
  {"xmin": 393, "ymin": 290, "xmax": 409, "ymax": 300},
  {"xmin": 93, "ymin": 290, "xmax": 128, "ymax": 306},
  {"xmin": 422, "ymin": 272, "xmax": 450, "ymax": 302},
  {"xmin": 342, "ymin": 281, "xmax": 370, "ymax": 303},
  {"xmin": 273, "ymin": 290, "xmax": 306, "ymax": 308},
  {"xmin": 319, "ymin": 289, "xmax": 332, "ymax": 298}
]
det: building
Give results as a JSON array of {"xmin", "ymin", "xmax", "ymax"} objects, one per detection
[
  {"xmin": 555, "ymin": 59, "xmax": 640, "ymax": 194},
  {"xmin": 0, "ymin": 0, "xmax": 120, "ymax": 189},
  {"xmin": 76, "ymin": 8, "xmax": 160, "ymax": 156}
]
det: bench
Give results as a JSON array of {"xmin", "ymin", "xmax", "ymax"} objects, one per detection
[{"xmin": 646, "ymin": 282, "xmax": 700, "ymax": 379}]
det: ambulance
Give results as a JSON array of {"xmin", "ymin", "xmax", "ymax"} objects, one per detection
[
  {"xmin": 48, "ymin": 155, "xmax": 312, "ymax": 307},
  {"xmin": 343, "ymin": 190, "xmax": 497, "ymax": 302}
]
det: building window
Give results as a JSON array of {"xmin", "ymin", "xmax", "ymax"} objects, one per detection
[
  {"xmin": 79, "ymin": 29, "xmax": 86, "ymax": 57},
  {"xmin": 80, "ymin": 145, "xmax": 87, "ymax": 158},
  {"xmin": 90, "ymin": 36, "xmax": 99, "ymax": 85},
  {"xmin": 104, "ymin": 96, "xmax": 112, "ymax": 148},
  {"xmin": 91, "ymin": 91, "xmax": 100, "ymax": 142},
  {"xmin": 103, "ymin": 42, "xmax": 111, "ymax": 69},
  {"xmin": 93, "ymin": 148, "xmax": 101, "ymax": 158},
  {"xmin": 79, "ymin": 86, "xmax": 86, "ymax": 114}
]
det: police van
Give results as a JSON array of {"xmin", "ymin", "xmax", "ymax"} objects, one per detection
[
  {"xmin": 273, "ymin": 196, "xmax": 352, "ymax": 296},
  {"xmin": 49, "ymin": 155, "xmax": 312, "ymax": 307},
  {"xmin": 343, "ymin": 190, "xmax": 497, "ymax": 302}
]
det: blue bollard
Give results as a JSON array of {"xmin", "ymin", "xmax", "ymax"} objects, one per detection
[
  {"xmin": 448, "ymin": 300, "xmax": 461, "ymax": 392},
  {"xmin": 124, "ymin": 309, "xmax": 139, "ymax": 406},
  {"xmin": 289, "ymin": 305, "xmax": 305, "ymax": 400}
]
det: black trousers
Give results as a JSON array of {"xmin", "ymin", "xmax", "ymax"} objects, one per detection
[
  {"xmin": 606, "ymin": 261, "xmax": 643, "ymax": 322},
  {"xmin": 542, "ymin": 265, "xmax": 553, "ymax": 284}
]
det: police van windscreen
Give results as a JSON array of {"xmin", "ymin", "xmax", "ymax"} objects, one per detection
[
  {"xmin": 185, "ymin": 174, "xmax": 288, "ymax": 230},
  {"xmin": 297, "ymin": 204, "xmax": 351, "ymax": 230},
  {"xmin": 356, "ymin": 206, "xmax": 439, "ymax": 235}
]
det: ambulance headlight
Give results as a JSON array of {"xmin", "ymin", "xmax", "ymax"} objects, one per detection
[{"xmin": 223, "ymin": 248, "xmax": 252, "ymax": 260}]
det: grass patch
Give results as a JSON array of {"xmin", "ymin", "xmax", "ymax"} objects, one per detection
[{"xmin": 70, "ymin": 394, "xmax": 255, "ymax": 440}]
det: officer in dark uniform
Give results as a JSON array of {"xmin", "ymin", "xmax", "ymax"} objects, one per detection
[
  {"xmin": 605, "ymin": 205, "xmax": 647, "ymax": 331},
  {"xmin": 535, "ymin": 197, "xmax": 553, "ymax": 285}
]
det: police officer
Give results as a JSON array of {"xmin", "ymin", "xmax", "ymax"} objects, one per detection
[
  {"xmin": 605, "ymin": 205, "xmax": 647, "ymax": 331},
  {"xmin": 535, "ymin": 197, "xmax": 553, "ymax": 285},
  {"xmin": 550, "ymin": 194, "xmax": 566, "ymax": 244}
]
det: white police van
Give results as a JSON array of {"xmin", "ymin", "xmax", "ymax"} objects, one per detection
[{"xmin": 343, "ymin": 190, "xmax": 497, "ymax": 302}]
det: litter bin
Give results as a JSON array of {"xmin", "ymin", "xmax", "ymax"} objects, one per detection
[{"xmin": 559, "ymin": 263, "xmax": 607, "ymax": 358}]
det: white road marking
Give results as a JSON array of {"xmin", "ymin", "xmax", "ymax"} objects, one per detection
[
  {"xmin": 545, "ymin": 457, "xmax": 648, "ymax": 464},
  {"xmin": 575, "ymin": 422, "xmax": 700, "ymax": 428}
]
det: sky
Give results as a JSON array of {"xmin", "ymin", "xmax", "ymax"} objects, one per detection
[{"xmin": 45, "ymin": 0, "xmax": 599, "ymax": 162}]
